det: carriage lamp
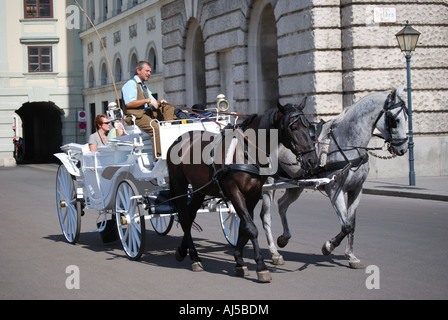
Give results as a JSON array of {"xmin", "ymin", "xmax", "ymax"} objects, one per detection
[
  {"xmin": 106, "ymin": 101, "xmax": 123, "ymax": 122},
  {"xmin": 395, "ymin": 21, "xmax": 420, "ymax": 186},
  {"xmin": 217, "ymin": 94, "xmax": 230, "ymax": 112}
]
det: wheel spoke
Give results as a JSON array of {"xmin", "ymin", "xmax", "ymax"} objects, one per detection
[
  {"xmin": 219, "ymin": 204, "xmax": 240, "ymax": 247},
  {"xmin": 56, "ymin": 165, "xmax": 81, "ymax": 244},
  {"xmin": 115, "ymin": 181, "xmax": 145, "ymax": 260}
]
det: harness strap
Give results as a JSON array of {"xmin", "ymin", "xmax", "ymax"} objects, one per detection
[
  {"xmin": 304, "ymin": 153, "xmax": 369, "ymax": 177},
  {"xmin": 329, "ymin": 126, "xmax": 351, "ymax": 164}
]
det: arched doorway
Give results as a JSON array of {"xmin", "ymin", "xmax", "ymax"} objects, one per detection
[
  {"xmin": 15, "ymin": 102, "xmax": 63, "ymax": 163},
  {"xmin": 248, "ymin": 0, "xmax": 279, "ymax": 113},
  {"xmin": 185, "ymin": 19, "xmax": 206, "ymax": 107}
]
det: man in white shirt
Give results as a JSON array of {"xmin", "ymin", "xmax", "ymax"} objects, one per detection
[{"xmin": 122, "ymin": 61, "xmax": 176, "ymax": 161}]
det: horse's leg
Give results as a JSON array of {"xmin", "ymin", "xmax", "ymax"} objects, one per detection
[
  {"xmin": 186, "ymin": 193, "xmax": 206, "ymax": 271},
  {"xmin": 260, "ymin": 186, "xmax": 284, "ymax": 265},
  {"xmin": 344, "ymin": 188, "xmax": 365, "ymax": 269},
  {"xmin": 175, "ymin": 205, "xmax": 189, "ymax": 262},
  {"xmin": 232, "ymin": 192, "xmax": 271, "ymax": 282},
  {"xmin": 172, "ymin": 176, "xmax": 190, "ymax": 262},
  {"xmin": 276, "ymin": 187, "xmax": 303, "ymax": 248},
  {"xmin": 233, "ymin": 223, "xmax": 250, "ymax": 277},
  {"xmin": 171, "ymin": 170, "xmax": 204, "ymax": 271},
  {"xmin": 322, "ymin": 186, "xmax": 350, "ymax": 257},
  {"xmin": 176, "ymin": 192, "xmax": 206, "ymax": 271}
]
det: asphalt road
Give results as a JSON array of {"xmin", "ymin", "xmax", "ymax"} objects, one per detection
[{"xmin": 1, "ymin": 163, "xmax": 447, "ymax": 302}]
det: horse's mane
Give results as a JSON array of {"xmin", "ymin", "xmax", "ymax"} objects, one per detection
[
  {"xmin": 238, "ymin": 105, "xmax": 296, "ymax": 131},
  {"xmin": 238, "ymin": 114, "xmax": 258, "ymax": 131},
  {"xmin": 333, "ymin": 92, "xmax": 386, "ymax": 127},
  {"xmin": 238, "ymin": 109, "xmax": 278, "ymax": 130},
  {"xmin": 259, "ymin": 108, "xmax": 279, "ymax": 130}
]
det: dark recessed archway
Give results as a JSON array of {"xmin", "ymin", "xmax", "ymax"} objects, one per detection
[{"xmin": 16, "ymin": 102, "xmax": 63, "ymax": 163}]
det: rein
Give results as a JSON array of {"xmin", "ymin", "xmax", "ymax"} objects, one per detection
[
  {"xmin": 164, "ymin": 103, "xmax": 228, "ymax": 128},
  {"xmin": 282, "ymin": 93, "xmax": 406, "ymax": 172}
]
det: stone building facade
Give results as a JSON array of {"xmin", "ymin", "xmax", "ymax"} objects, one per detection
[
  {"xmin": 79, "ymin": 0, "xmax": 166, "ymax": 137},
  {"xmin": 160, "ymin": 0, "xmax": 448, "ymax": 178},
  {"xmin": 2, "ymin": 0, "xmax": 446, "ymax": 180},
  {"xmin": 0, "ymin": 0, "xmax": 83, "ymax": 165}
]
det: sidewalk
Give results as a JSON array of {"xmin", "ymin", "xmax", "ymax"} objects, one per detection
[
  {"xmin": 9, "ymin": 163, "xmax": 447, "ymax": 202},
  {"xmin": 363, "ymin": 176, "xmax": 448, "ymax": 202}
]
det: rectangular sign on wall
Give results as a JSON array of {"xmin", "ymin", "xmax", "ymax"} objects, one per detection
[{"xmin": 373, "ymin": 7, "xmax": 396, "ymax": 23}]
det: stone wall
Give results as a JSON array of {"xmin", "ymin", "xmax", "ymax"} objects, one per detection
[
  {"xmin": 161, "ymin": 0, "xmax": 448, "ymax": 177},
  {"xmin": 340, "ymin": 0, "xmax": 448, "ymax": 136}
]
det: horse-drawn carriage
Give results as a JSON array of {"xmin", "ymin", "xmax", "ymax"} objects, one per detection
[
  {"xmin": 54, "ymin": 96, "xmax": 336, "ymax": 281},
  {"xmin": 55, "ymin": 99, "xmax": 242, "ymax": 260}
]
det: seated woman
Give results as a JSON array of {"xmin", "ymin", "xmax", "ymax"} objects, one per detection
[{"xmin": 88, "ymin": 114, "xmax": 110, "ymax": 152}]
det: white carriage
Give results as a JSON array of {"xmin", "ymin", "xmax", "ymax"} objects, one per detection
[
  {"xmin": 55, "ymin": 102, "xmax": 240, "ymax": 260},
  {"xmin": 55, "ymin": 99, "xmax": 335, "ymax": 261}
]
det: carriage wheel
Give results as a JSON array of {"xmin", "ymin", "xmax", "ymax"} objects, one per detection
[
  {"xmin": 150, "ymin": 215, "xmax": 174, "ymax": 235},
  {"xmin": 219, "ymin": 203, "xmax": 240, "ymax": 247},
  {"xmin": 56, "ymin": 165, "xmax": 81, "ymax": 244},
  {"xmin": 114, "ymin": 180, "xmax": 146, "ymax": 260}
]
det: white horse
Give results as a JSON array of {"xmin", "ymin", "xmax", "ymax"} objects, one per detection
[{"xmin": 261, "ymin": 86, "xmax": 409, "ymax": 269}]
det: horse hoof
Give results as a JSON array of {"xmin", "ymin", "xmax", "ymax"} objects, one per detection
[
  {"xmin": 257, "ymin": 270, "xmax": 272, "ymax": 283},
  {"xmin": 235, "ymin": 266, "xmax": 250, "ymax": 277},
  {"xmin": 277, "ymin": 235, "xmax": 290, "ymax": 248},
  {"xmin": 175, "ymin": 248, "xmax": 186, "ymax": 262},
  {"xmin": 349, "ymin": 261, "xmax": 365, "ymax": 269},
  {"xmin": 191, "ymin": 261, "xmax": 204, "ymax": 272},
  {"xmin": 272, "ymin": 254, "xmax": 285, "ymax": 265},
  {"xmin": 321, "ymin": 241, "xmax": 334, "ymax": 256}
]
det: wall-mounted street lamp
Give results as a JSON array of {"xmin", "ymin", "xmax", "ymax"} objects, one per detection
[{"xmin": 395, "ymin": 21, "xmax": 420, "ymax": 186}]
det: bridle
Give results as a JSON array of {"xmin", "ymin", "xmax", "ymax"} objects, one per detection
[
  {"xmin": 283, "ymin": 111, "xmax": 316, "ymax": 163},
  {"xmin": 374, "ymin": 94, "xmax": 409, "ymax": 149}
]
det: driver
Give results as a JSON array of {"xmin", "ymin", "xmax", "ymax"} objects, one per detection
[{"xmin": 121, "ymin": 61, "xmax": 177, "ymax": 161}]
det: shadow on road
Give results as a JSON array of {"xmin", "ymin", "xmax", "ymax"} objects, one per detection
[{"xmin": 45, "ymin": 229, "xmax": 349, "ymax": 283}]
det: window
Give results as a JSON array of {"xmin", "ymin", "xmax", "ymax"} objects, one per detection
[
  {"xmin": 100, "ymin": 63, "xmax": 108, "ymax": 85},
  {"xmin": 102, "ymin": 101, "xmax": 108, "ymax": 114},
  {"xmin": 100, "ymin": 0, "xmax": 108, "ymax": 22},
  {"xmin": 28, "ymin": 46, "xmax": 52, "ymax": 72},
  {"xmin": 88, "ymin": 66, "xmax": 95, "ymax": 88},
  {"xmin": 115, "ymin": 0, "xmax": 122, "ymax": 14},
  {"xmin": 88, "ymin": 0, "xmax": 95, "ymax": 22},
  {"xmin": 129, "ymin": 53, "xmax": 138, "ymax": 78},
  {"xmin": 114, "ymin": 58, "xmax": 122, "ymax": 82},
  {"xmin": 148, "ymin": 47, "xmax": 157, "ymax": 74},
  {"xmin": 24, "ymin": 0, "xmax": 53, "ymax": 19},
  {"xmin": 90, "ymin": 103, "xmax": 96, "ymax": 133}
]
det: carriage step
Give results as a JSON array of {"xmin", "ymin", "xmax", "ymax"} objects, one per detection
[{"xmin": 148, "ymin": 190, "xmax": 192, "ymax": 215}]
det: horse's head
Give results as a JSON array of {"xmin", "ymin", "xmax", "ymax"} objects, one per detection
[
  {"xmin": 277, "ymin": 98, "xmax": 318, "ymax": 171},
  {"xmin": 375, "ymin": 85, "xmax": 409, "ymax": 156}
]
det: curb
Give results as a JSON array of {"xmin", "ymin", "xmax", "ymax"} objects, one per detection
[{"xmin": 362, "ymin": 188, "xmax": 448, "ymax": 202}]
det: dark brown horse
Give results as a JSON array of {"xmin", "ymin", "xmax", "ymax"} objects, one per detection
[{"xmin": 167, "ymin": 100, "xmax": 318, "ymax": 282}]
